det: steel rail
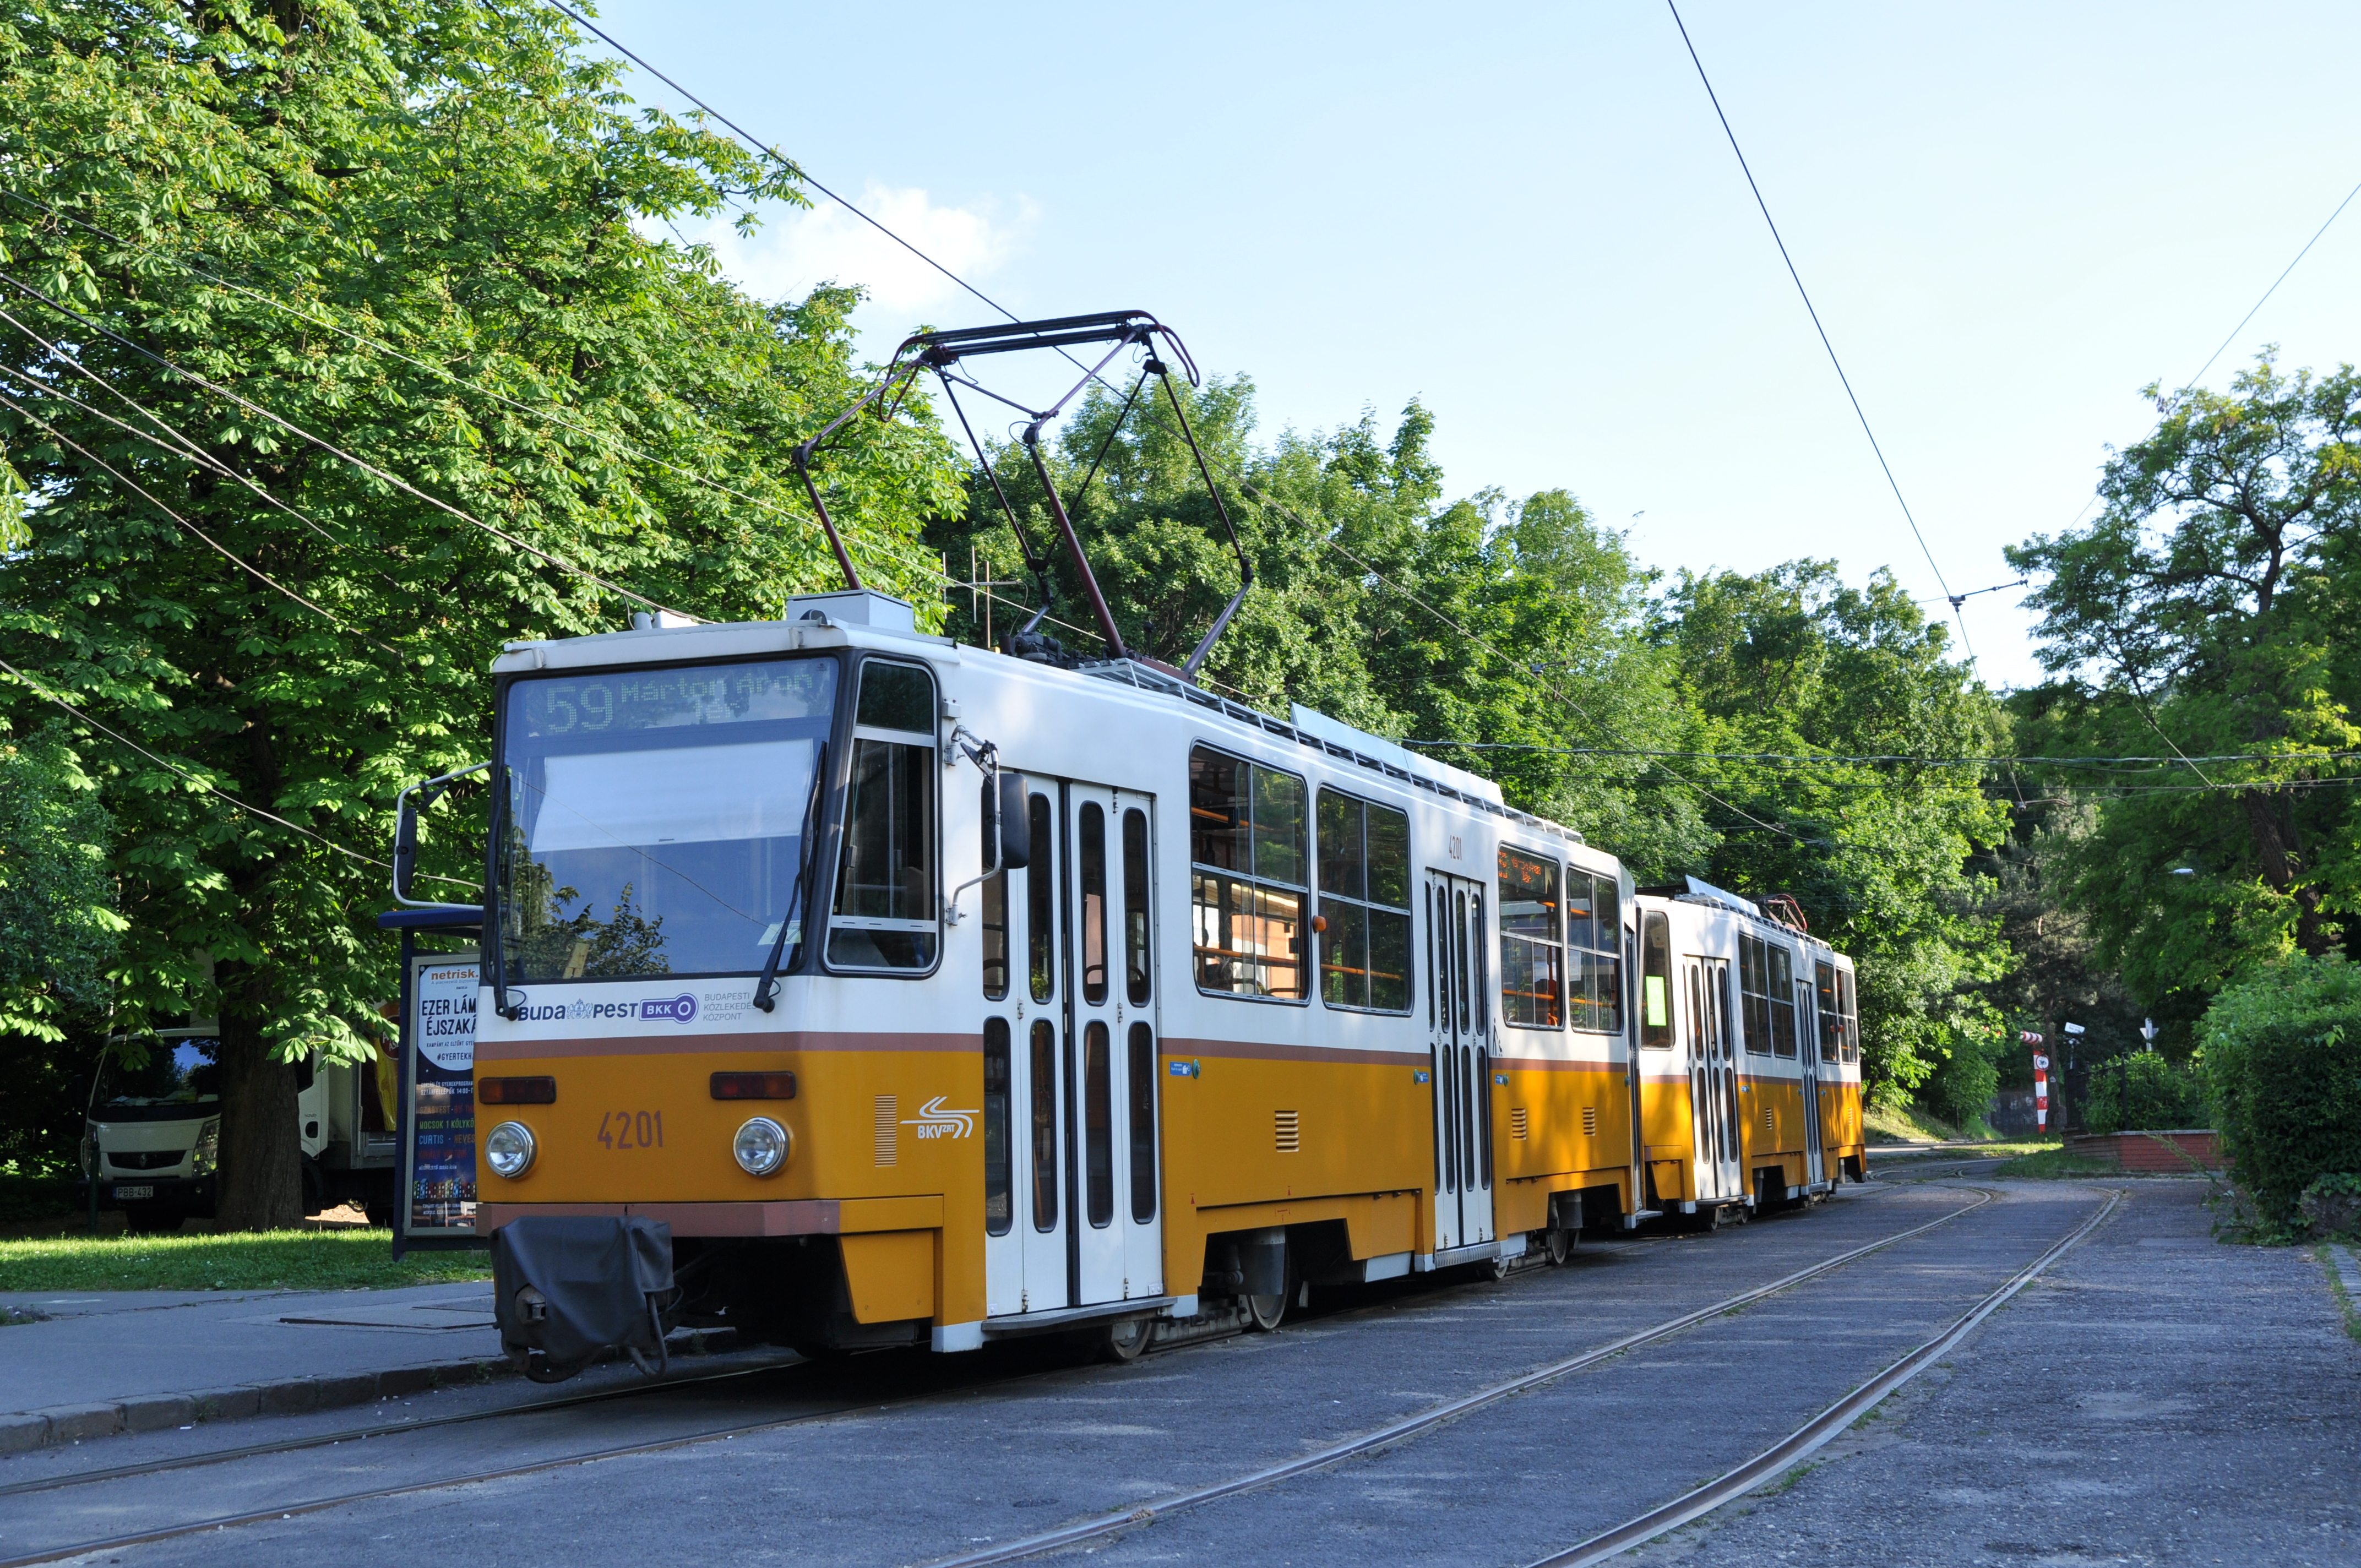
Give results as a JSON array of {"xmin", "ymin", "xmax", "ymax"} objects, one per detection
[
  {"xmin": 914, "ymin": 1186, "xmax": 2000, "ymax": 1568},
  {"xmin": 1527, "ymin": 1185, "xmax": 2123, "ymax": 1566},
  {"xmin": 0, "ymin": 1351, "xmax": 802, "ymax": 1502},
  {"xmin": 0, "ymin": 1376, "xmax": 935, "ymax": 1568},
  {"xmin": 0, "ymin": 1186, "xmax": 1956, "ymax": 1568}
]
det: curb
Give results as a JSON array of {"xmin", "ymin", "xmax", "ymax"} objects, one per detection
[
  {"xmin": 0, "ymin": 1326, "xmax": 743, "ymax": 1456},
  {"xmin": 0, "ymin": 1357, "xmax": 512, "ymax": 1456}
]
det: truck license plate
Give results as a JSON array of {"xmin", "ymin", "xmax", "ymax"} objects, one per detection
[{"xmin": 112, "ymin": 1185, "xmax": 154, "ymax": 1201}]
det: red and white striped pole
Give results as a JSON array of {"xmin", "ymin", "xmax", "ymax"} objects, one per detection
[{"xmin": 2021, "ymin": 1031, "xmax": 2048, "ymax": 1131}]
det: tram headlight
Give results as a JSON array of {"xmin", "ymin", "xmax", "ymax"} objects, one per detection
[
  {"xmin": 733, "ymin": 1117, "xmax": 791, "ymax": 1177},
  {"xmin": 484, "ymin": 1120, "xmax": 537, "ymax": 1180}
]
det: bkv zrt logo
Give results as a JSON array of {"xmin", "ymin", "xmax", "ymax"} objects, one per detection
[{"xmin": 901, "ymin": 1097, "xmax": 977, "ymax": 1140}]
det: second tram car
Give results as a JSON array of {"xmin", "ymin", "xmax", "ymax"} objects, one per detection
[{"xmin": 429, "ymin": 590, "xmax": 1867, "ymax": 1371}]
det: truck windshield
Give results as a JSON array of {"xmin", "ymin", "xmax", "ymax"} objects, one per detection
[
  {"xmin": 93, "ymin": 1037, "xmax": 221, "ymax": 1117},
  {"xmin": 498, "ymin": 657, "xmax": 836, "ymax": 983}
]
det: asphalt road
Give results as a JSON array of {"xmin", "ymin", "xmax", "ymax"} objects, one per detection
[{"xmin": 4, "ymin": 1178, "xmax": 2346, "ymax": 1568}]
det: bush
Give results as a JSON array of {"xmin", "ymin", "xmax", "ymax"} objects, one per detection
[
  {"xmin": 2082, "ymin": 1052, "xmax": 2206, "ymax": 1135},
  {"xmin": 2199, "ymin": 955, "xmax": 2361, "ymax": 1233},
  {"xmin": 1921, "ymin": 1030, "xmax": 2003, "ymax": 1133}
]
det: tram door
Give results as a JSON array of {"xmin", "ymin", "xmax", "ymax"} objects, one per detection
[
  {"xmin": 984, "ymin": 781, "xmax": 1163, "ymax": 1320},
  {"xmin": 1796, "ymin": 975, "xmax": 1826, "ymax": 1188},
  {"xmin": 1684, "ymin": 957, "xmax": 1743, "ymax": 1201},
  {"xmin": 1426, "ymin": 870, "xmax": 1494, "ymax": 1253}
]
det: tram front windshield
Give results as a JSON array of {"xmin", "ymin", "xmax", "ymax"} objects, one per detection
[{"xmin": 498, "ymin": 657, "xmax": 836, "ymax": 983}]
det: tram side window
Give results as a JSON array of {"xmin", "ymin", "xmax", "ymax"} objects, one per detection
[
  {"xmin": 1738, "ymin": 933, "xmax": 1772, "ymax": 1054},
  {"xmin": 1189, "ymin": 746, "xmax": 1307, "ymax": 1000},
  {"xmin": 1080, "ymin": 804, "xmax": 1109, "ymax": 1004},
  {"xmin": 1319, "ymin": 790, "xmax": 1413, "ymax": 1013},
  {"xmin": 1815, "ymin": 960, "xmax": 1841, "ymax": 1064},
  {"xmin": 1128, "ymin": 1022, "xmax": 1157, "ymax": 1223},
  {"xmin": 1639, "ymin": 911, "xmax": 1673, "ymax": 1047},
  {"xmin": 1767, "ymin": 941, "xmax": 1798, "ymax": 1057},
  {"xmin": 1123, "ymin": 808, "xmax": 1152, "ymax": 1006},
  {"xmin": 1497, "ymin": 847, "xmax": 1564, "ymax": 1028},
  {"xmin": 982, "ymin": 1019, "xmax": 1011, "ymax": 1236},
  {"xmin": 1027, "ymin": 793, "xmax": 1055, "ymax": 1003},
  {"xmin": 1566, "ymin": 869, "xmax": 1624, "ymax": 1034},
  {"xmin": 1838, "ymin": 967, "xmax": 1860, "ymax": 1064},
  {"xmin": 828, "ymin": 659, "xmax": 938, "ymax": 972},
  {"xmin": 981, "ymin": 779, "xmax": 1009, "ymax": 1000}
]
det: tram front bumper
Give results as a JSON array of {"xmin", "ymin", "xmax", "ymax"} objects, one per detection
[{"xmin": 490, "ymin": 1214, "xmax": 675, "ymax": 1382}]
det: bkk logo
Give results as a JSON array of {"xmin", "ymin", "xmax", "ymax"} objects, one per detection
[{"xmin": 639, "ymin": 994, "xmax": 698, "ymax": 1025}]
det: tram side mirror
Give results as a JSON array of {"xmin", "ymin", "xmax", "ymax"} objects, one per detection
[
  {"xmin": 994, "ymin": 771, "xmax": 1030, "ymax": 871},
  {"xmin": 393, "ymin": 796, "xmax": 421, "ymax": 901}
]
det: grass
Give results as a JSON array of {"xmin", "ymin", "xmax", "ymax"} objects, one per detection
[
  {"xmin": 0, "ymin": 1229, "xmax": 492, "ymax": 1293},
  {"xmin": 1864, "ymin": 1102, "xmax": 1968, "ymax": 1145},
  {"xmin": 1875, "ymin": 1137, "xmax": 2059, "ymax": 1164},
  {"xmin": 2317, "ymin": 1245, "xmax": 2361, "ymax": 1344},
  {"xmin": 1992, "ymin": 1148, "xmax": 2124, "ymax": 1179}
]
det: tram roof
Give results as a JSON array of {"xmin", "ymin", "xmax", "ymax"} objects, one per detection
[{"xmin": 492, "ymin": 612, "xmax": 1591, "ymax": 854}]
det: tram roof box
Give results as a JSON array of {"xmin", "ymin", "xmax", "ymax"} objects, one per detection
[{"xmin": 785, "ymin": 590, "xmax": 917, "ymax": 634}]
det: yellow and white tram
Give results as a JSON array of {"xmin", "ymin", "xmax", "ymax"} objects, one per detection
[
  {"xmin": 392, "ymin": 308, "xmax": 1865, "ymax": 1374},
  {"xmin": 438, "ymin": 587, "xmax": 1865, "ymax": 1371}
]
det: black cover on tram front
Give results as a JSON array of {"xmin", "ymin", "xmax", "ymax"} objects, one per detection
[{"xmin": 492, "ymin": 1216, "xmax": 673, "ymax": 1380}]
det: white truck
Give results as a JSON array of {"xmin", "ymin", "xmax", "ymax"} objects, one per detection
[{"xmin": 80, "ymin": 1028, "xmax": 400, "ymax": 1232}]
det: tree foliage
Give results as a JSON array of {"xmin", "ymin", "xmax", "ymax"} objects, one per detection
[
  {"xmin": 0, "ymin": 724, "xmax": 122, "ymax": 1040},
  {"xmin": 2007, "ymin": 356, "xmax": 2361, "ymax": 1007},
  {"xmin": 926, "ymin": 388, "xmax": 2011, "ymax": 1101},
  {"xmin": 1647, "ymin": 564, "xmax": 2011, "ymax": 1101},
  {"xmin": 0, "ymin": 0, "xmax": 961, "ymax": 1226}
]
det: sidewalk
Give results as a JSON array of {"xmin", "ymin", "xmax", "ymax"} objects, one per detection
[{"xmin": 0, "ymin": 1280, "xmax": 506, "ymax": 1452}]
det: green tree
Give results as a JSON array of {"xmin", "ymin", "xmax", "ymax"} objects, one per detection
[
  {"xmin": 0, "ymin": 724, "xmax": 121, "ymax": 1040},
  {"xmin": 2006, "ymin": 356, "xmax": 2361, "ymax": 1003},
  {"xmin": 0, "ymin": 0, "xmax": 961, "ymax": 1227},
  {"xmin": 1651, "ymin": 563, "xmax": 2013, "ymax": 1102},
  {"xmin": 926, "ymin": 385, "xmax": 1695, "ymax": 857}
]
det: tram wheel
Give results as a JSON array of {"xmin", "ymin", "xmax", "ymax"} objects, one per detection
[
  {"xmin": 1100, "ymin": 1316, "xmax": 1152, "ymax": 1364},
  {"xmin": 1543, "ymin": 1227, "xmax": 1575, "ymax": 1266}
]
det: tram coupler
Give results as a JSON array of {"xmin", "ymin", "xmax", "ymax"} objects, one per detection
[{"xmin": 491, "ymin": 1216, "xmax": 676, "ymax": 1384}]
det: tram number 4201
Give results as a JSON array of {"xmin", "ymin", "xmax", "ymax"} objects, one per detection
[{"xmin": 598, "ymin": 1110, "xmax": 664, "ymax": 1151}]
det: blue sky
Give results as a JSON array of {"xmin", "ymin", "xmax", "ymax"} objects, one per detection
[{"xmin": 591, "ymin": 0, "xmax": 2361, "ymax": 691}]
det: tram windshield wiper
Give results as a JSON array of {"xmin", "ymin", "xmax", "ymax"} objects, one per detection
[{"xmin": 753, "ymin": 741, "xmax": 827, "ymax": 1014}]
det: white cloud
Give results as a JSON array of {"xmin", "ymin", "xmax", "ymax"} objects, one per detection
[{"xmin": 670, "ymin": 184, "xmax": 1031, "ymax": 317}]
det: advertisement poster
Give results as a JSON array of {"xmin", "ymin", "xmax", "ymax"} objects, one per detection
[{"xmin": 406, "ymin": 953, "xmax": 480, "ymax": 1235}]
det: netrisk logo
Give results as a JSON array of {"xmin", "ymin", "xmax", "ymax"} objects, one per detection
[{"xmin": 901, "ymin": 1097, "xmax": 977, "ymax": 1140}]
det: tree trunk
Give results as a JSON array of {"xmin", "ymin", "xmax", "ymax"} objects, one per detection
[
  {"xmin": 2241, "ymin": 786, "xmax": 2329, "ymax": 956},
  {"xmin": 214, "ymin": 1006, "xmax": 304, "ymax": 1231}
]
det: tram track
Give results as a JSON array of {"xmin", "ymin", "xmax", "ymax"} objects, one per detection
[
  {"xmin": 0, "ymin": 1351, "xmax": 802, "ymax": 1501},
  {"xmin": 0, "ymin": 1186, "xmax": 1979, "ymax": 1568},
  {"xmin": 916, "ymin": 1184, "xmax": 2008, "ymax": 1568},
  {"xmin": 1528, "ymin": 1184, "xmax": 2123, "ymax": 1566}
]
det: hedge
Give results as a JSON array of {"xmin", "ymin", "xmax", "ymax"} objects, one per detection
[{"xmin": 2199, "ymin": 955, "xmax": 2361, "ymax": 1233}]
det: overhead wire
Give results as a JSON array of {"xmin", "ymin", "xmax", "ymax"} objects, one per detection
[
  {"xmin": 535, "ymin": 6, "xmax": 1911, "ymax": 858},
  {"xmin": 2185, "ymin": 170, "xmax": 2361, "ymax": 390},
  {"xmin": 0, "ymin": 267, "xmax": 688, "ymax": 619},
  {"xmin": 1396, "ymin": 742, "xmax": 2361, "ymax": 770},
  {"xmin": 1662, "ymin": 0, "xmax": 1972, "ymax": 661},
  {"xmin": 0, "ymin": 388, "xmax": 402, "ymax": 656},
  {"xmin": 0, "ymin": 189, "xmax": 953, "ymax": 598},
  {"xmin": 0, "ymin": 655, "xmax": 475, "ymax": 888},
  {"xmin": 0, "ymin": 308, "xmax": 420, "ymax": 607}
]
